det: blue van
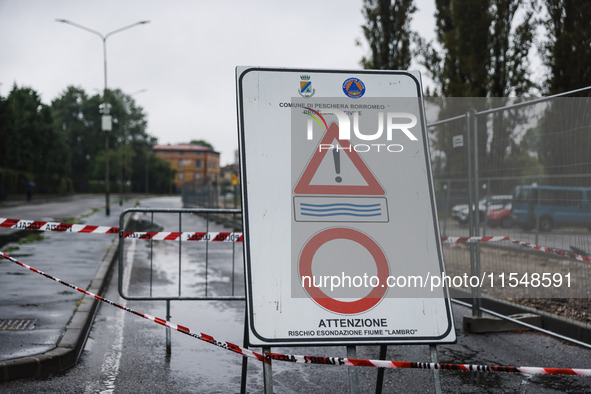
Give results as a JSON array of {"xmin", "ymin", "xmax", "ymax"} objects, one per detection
[{"xmin": 511, "ymin": 185, "xmax": 591, "ymax": 231}]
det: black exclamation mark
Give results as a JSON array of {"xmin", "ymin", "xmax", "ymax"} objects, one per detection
[{"xmin": 333, "ymin": 149, "xmax": 342, "ymax": 183}]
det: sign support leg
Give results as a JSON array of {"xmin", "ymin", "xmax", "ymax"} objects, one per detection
[
  {"xmin": 262, "ymin": 346, "xmax": 273, "ymax": 394},
  {"xmin": 375, "ymin": 345, "xmax": 387, "ymax": 393},
  {"xmin": 165, "ymin": 300, "xmax": 171, "ymax": 355},
  {"xmin": 347, "ymin": 346, "xmax": 361, "ymax": 394},
  {"xmin": 240, "ymin": 309, "xmax": 249, "ymax": 394},
  {"xmin": 430, "ymin": 345, "xmax": 442, "ymax": 394}
]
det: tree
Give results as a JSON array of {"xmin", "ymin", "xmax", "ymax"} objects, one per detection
[
  {"xmin": 417, "ymin": 0, "xmax": 538, "ymax": 191},
  {"xmin": 536, "ymin": 1, "xmax": 591, "ymax": 184},
  {"xmin": 106, "ymin": 89, "xmax": 150, "ymax": 194},
  {"xmin": 189, "ymin": 139, "xmax": 214, "ymax": 149},
  {"xmin": 51, "ymin": 87, "xmax": 170, "ymax": 194},
  {"xmin": 0, "ymin": 83, "xmax": 176, "ymax": 197},
  {"xmin": 53, "ymin": 87, "xmax": 150, "ymax": 193},
  {"xmin": 432, "ymin": 0, "xmax": 491, "ymax": 97},
  {"xmin": 422, "ymin": 0, "xmax": 536, "ymax": 98},
  {"xmin": 489, "ymin": 0, "xmax": 537, "ymax": 97},
  {"xmin": 540, "ymin": 0, "xmax": 591, "ymax": 94},
  {"xmin": 0, "ymin": 85, "xmax": 68, "ymax": 195},
  {"xmin": 51, "ymin": 86, "xmax": 100, "ymax": 192},
  {"xmin": 419, "ymin": 1, "xmax": 492, "ymax": 181},
  {"xmin": 358, "ymin": 0, "xmax": 417, "ymax": 70},
  {"xmin": 486, "ymin": 1, "xmax": 538, "ymax": 175}
]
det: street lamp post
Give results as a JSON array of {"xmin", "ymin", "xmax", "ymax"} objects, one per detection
[{"xmin": 56, "ymin": 18, "xmax": 149, "ymax": 215}]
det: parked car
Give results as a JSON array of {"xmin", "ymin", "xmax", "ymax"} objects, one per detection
[
  {"xmin": 451, "ymin": 195, "xmax": 512, "ymax": 225},
  {"xmin": 487, "ymin": 203, "xmax": 512, "ymax": 228}
]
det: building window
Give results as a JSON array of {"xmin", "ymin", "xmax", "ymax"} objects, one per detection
[
  {"xmin": 179, "ymin": 160, "xmax": 184, "ymax": 168},
  {"xmin": 179, "ymin": 173, "xmax": 184, "ymax": 181},
  {"xmin": 195, "ymin": 160, "xmax": 202, "ymax": 168},
  {"xmin": 195, "ymin": 173, "xmax": 201, "ymax": 180}
]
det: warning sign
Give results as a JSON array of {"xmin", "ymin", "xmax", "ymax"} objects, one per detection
[
  {"xmin": 237, "ymin": 67, "xmax": 455, "ymax": 346},
  {"xmin": 293, "ymin": 122, "xmax": 385, "ymax": 196}
]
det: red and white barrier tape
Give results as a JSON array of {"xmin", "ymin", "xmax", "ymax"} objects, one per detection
[
  {"xmin": 1, "ymin": 251, "xmax": 590, "ymax": 376},
  {"xmin": 122, "ymin": 231, "xmax": 243, "ymax": 242},
  {"xmin": 0, "ymin": 217, "xmax": 119, "ymax": 234},
  {"xmin": 441, "ymin": 236, "xmax": 591, "ymax": 263},
  {"xmin": 265, "ymin": 353, "xmax": 591, "ymax": 376},
  {"xmin": 2, "ymin": 217, "xmax": 590, "ymax": 262},
  {"xmin": 0, "ymin": 218, "xmax": 243, "ymax": 243},
  {"xmin": 442, "ymin": 236, "xmax": 511, "ymax": 244}
]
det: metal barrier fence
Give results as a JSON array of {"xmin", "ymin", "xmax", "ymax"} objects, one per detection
[
  {"xmin": 427, "ymin": 88, "xmax": 591, "ymax": 316},
  {"xmin": 181, "ymin": 182, "xmax": 220, "ymax": 208},
  {"xmin": 118, "ymin": 207, "xmax": 244, "ymax": 353}
]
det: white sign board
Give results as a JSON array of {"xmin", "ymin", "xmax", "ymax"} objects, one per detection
[{"xmin": 237, "ymin": 67, "xmax": 455, "ymax": 346}]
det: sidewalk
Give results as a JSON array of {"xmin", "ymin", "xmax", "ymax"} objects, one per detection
[{"xmin": 0, "ymin": 196, "xmax": 136, "ymax": 382}]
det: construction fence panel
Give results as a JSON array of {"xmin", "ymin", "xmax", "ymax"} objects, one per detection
[{"xmin": 427, "ymin": 94, "xmax": 591, "ymax": 302}]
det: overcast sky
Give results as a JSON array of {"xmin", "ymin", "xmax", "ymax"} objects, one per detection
[{"xmin": 0, "ymin": 0, "xmax": 436, "ymax": 165}]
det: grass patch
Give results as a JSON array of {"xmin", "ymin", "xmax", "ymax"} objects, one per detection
[
  {"xmin": 18, "ymin": 232, "xmax": 44, "ymax": 245},
  {"xmin": 79, "ymin": 208, "xmax": 100, "ymax": 221},
  {"xmin": 0, "ymin": 231, "xmax": 43, "ymax": 256}
]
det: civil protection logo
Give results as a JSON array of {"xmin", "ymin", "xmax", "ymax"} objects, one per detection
[
  {"xmin": 299, "ymin": 75, "xmax": 315, "ymax": 98},
  {"xmin": 342, "ymin": 78, "xmax": 365, "ymax": 98}
]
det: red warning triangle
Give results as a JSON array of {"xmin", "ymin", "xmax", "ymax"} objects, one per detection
[{"xmin": 294, "ymin": 122, "xmax": 385, "ymax": 195}]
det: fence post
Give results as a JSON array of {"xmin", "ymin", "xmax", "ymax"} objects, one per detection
[
  {"xmin": 442, "ymin": 181, "xmax": 450, "ymax": 237},
  {"xmin": 466, "ymin": 109, "xmax": 482, "ymax": 317},
  {"xmin": 472, "ymin": 110, "xmax": 482, "ymax": 317},
  {"xmin": 482, "ymin": 180, "xmax": 491, "ymax": 236}
]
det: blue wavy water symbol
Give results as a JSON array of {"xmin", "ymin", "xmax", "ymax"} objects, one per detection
[{"xmin": 299, "ymin": 202, "xmax": 382, "ymax": 217}]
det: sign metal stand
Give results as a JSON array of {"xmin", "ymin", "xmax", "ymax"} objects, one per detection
[{"xmin": 239, "ymin": 323, "xmax": 443, "ymax": 392}]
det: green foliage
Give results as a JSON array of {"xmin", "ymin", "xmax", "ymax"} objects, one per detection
[
  {"xmin": 356, "ymin": 0, "xmax": 591, "ymax": 192},
  {"xmin": 0, "ymin": 85, "xmax": 69, "ymax": 195},
  {"xmin": 19, "ymin": 232, "xmax": 45, "ymax": 244},
  {"xmin": 392, "ymin": 1, "xmax": 540, "ymax": 186},
  {"xmin": 51, "ymin": 86, "xmax": 98, "ymax": 191},
  {"xmin": 541, "ymin": 0, "xmax": 591, "ymax": 94},
  {"xmin": 189, "ymin": 139, "xmax": 214, "ymax": 149},
  {"xmin": 0, "ymin": 84, "xmax": 174, "ymax": 197},
  {"xmin": 537, "ymin": 1, "xmax": 591, "ymax": 182},
  {"xmin": 421, "ymin": 0, "xmax": 537, "ymax": 98},
  {"xmin": 358, "ymin": 0, "xmax": 417, "ymax": 70},
  {"xmin": 433, "ymin": 0, "xmax": 491, "ymax": 97}
]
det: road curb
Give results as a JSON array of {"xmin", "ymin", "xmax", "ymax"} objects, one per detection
[{"xmin": 0, "ymin": 223, "xmax": 122, "ymax": 382}]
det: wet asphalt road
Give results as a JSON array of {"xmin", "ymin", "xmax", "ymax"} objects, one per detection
[
  {"xmin": 1, "ymin": 194, "xmax": 112, "ymax": 225},
  {"xmin": 1, "ymin": 196, "xmax": 591, "ymax": 392},
  {"xmin": 0, "ymin": 195, "xmax": 134, "ymax": 362}
]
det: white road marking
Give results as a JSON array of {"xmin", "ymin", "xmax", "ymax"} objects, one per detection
[{"xmin": 85, "ymin": 237, "xmax": 136, "ymax": 394}]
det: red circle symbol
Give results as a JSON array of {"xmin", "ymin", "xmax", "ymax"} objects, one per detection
[{"xmin": 299, "ymin": 228, "xmax": 389, "ymax": 314}]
